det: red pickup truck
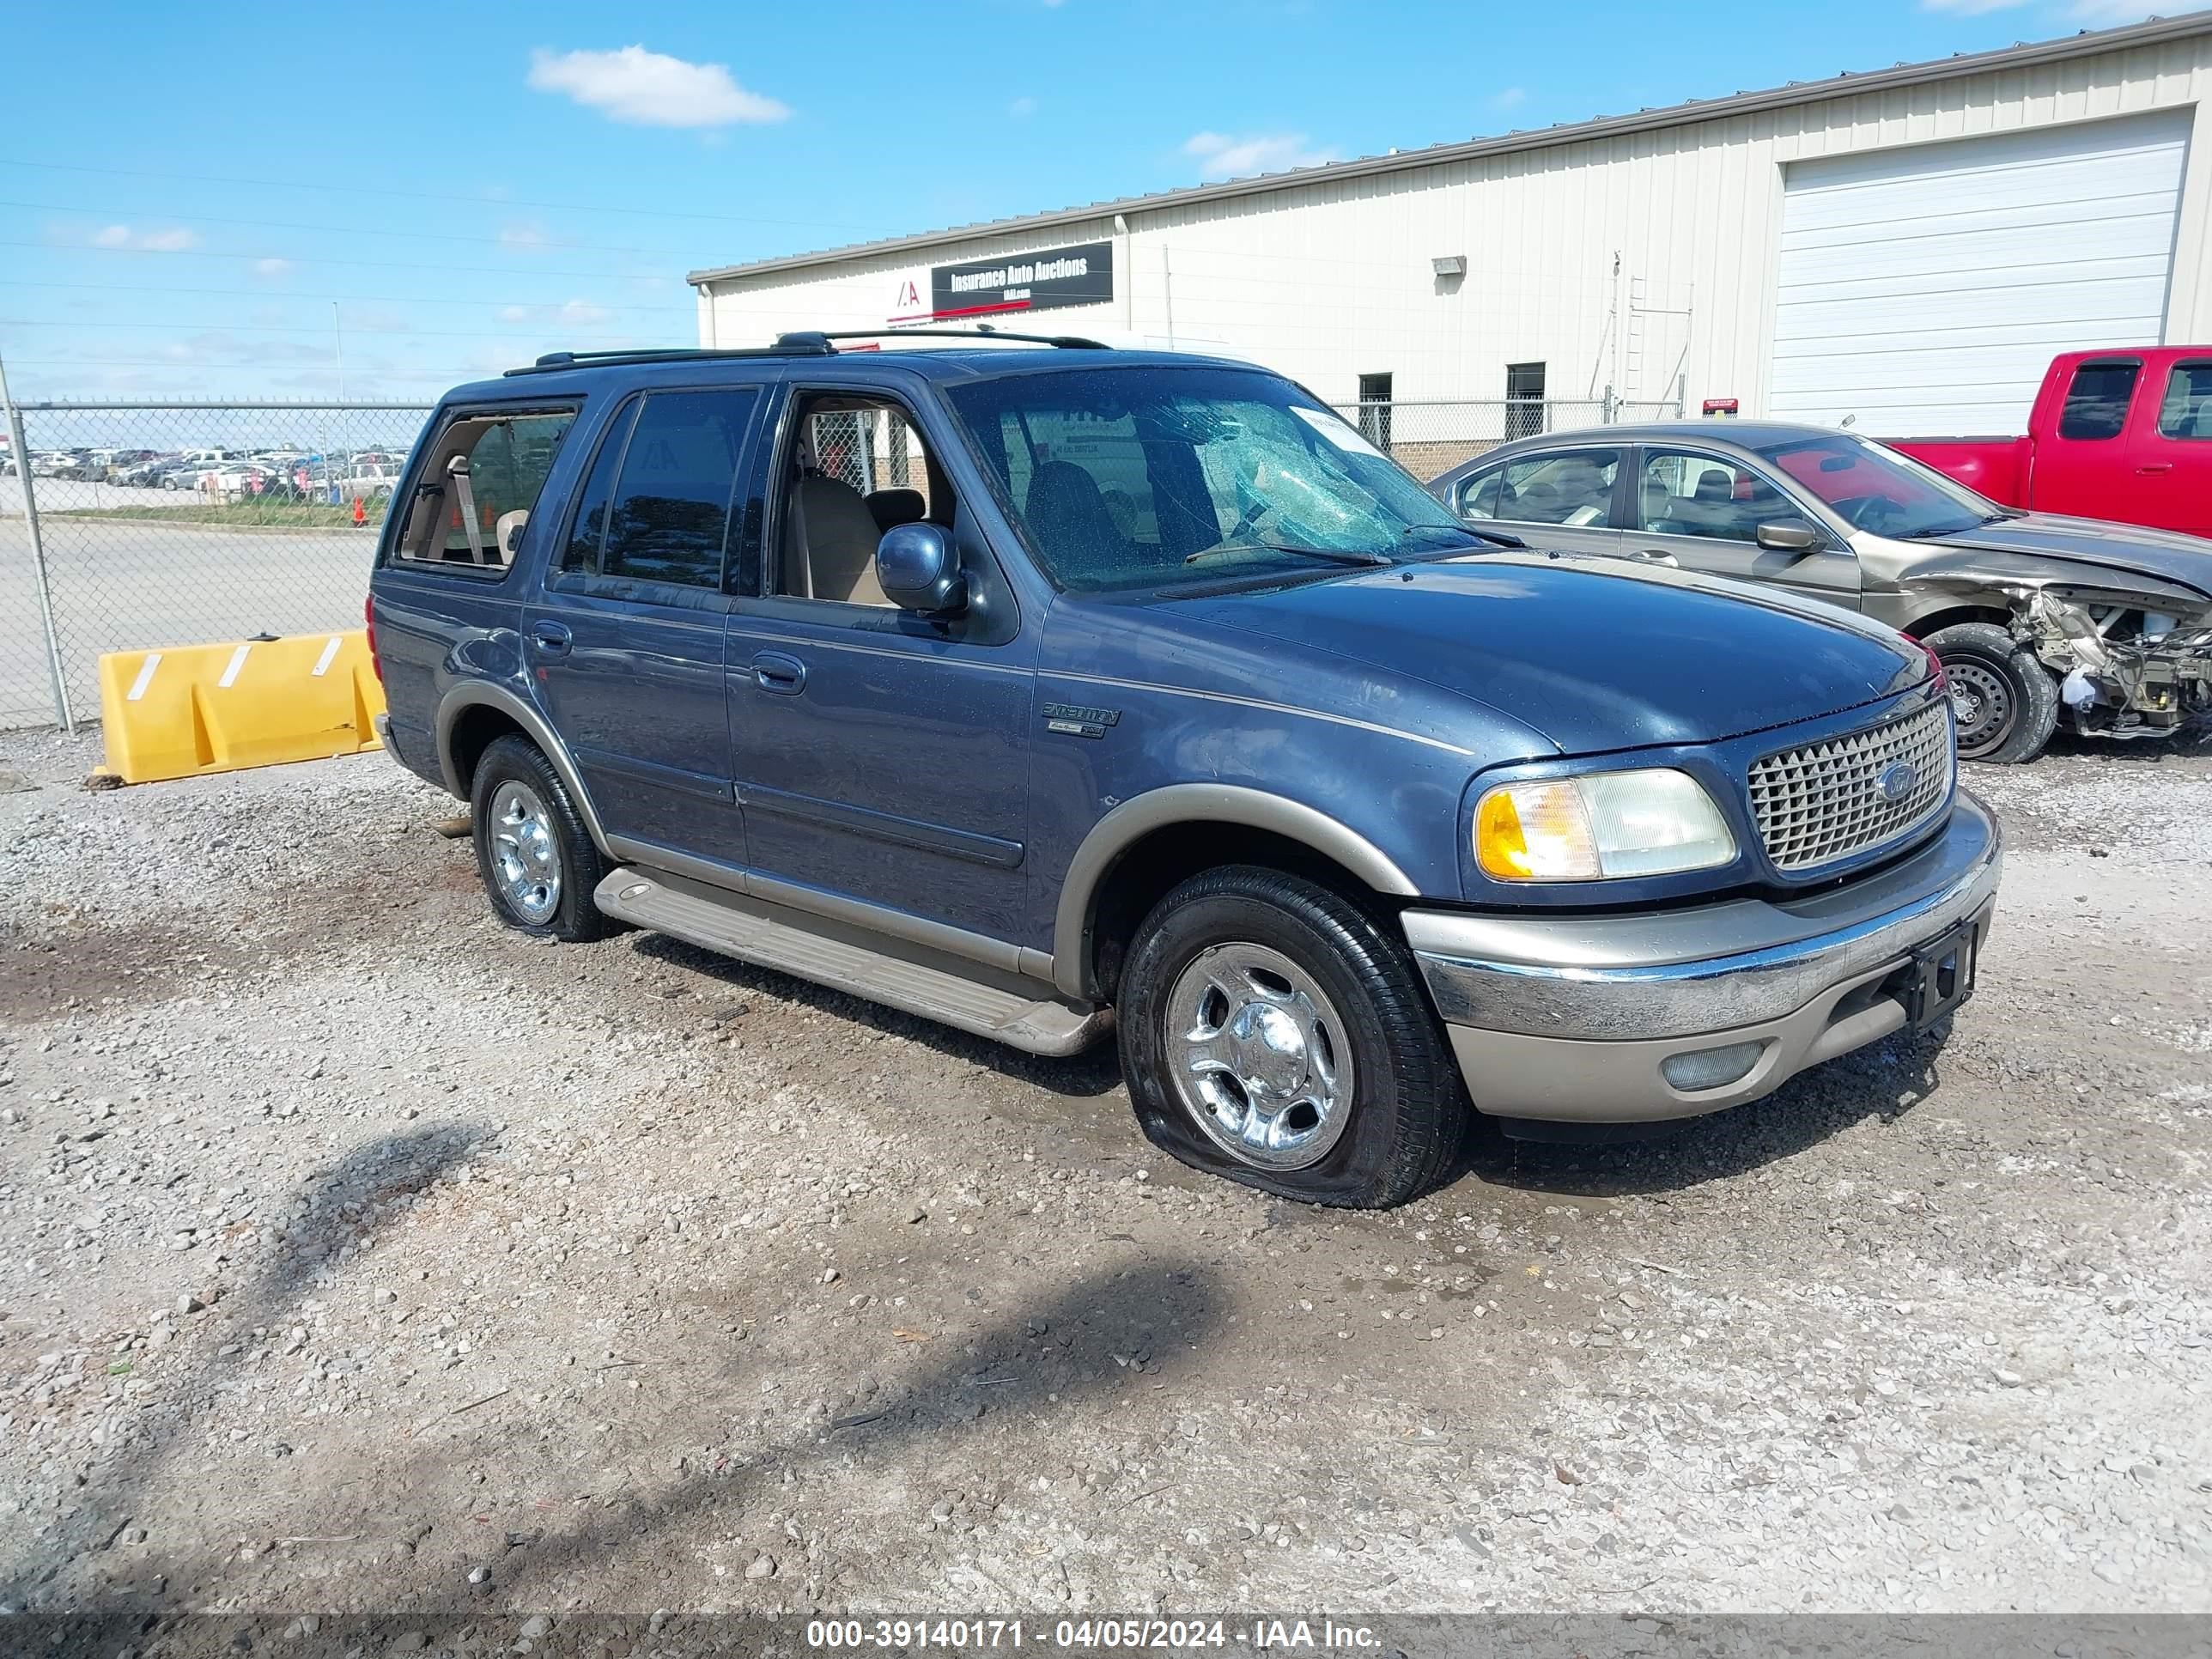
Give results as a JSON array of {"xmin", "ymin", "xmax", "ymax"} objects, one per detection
[{"xmin": 1893, "ymin": 347, "xmax": 2211, "ymax": 539}]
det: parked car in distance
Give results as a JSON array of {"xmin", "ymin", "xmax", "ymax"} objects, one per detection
[
  {"xmin": 337, "ymin": 459, "xmax": 398, "ymax": 498},
  {"xmin": 1431, "ymin": 422, "xmax": 2212, "ymax": 763},
  {"xmin": 112, "ymin": 451, "xmax": 173, "ymax": 486},
  {"xmin": 369, "ymin": 335, "xmax": 2001, "ymax": 1208},
  {"xmin": 1890, "ymin": 347, "xmax": 2212, "ymax": 540}
]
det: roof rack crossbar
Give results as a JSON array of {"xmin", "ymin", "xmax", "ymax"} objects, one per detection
[
  {"xmin": 506, "ymin": 342, "xmax": 835, "ymax": 377},
  {"xmin": 505, "ymin": 327, "xmax": 1106, "ymax": 378},
  {"xmin": 781, "ymin": 328, "xmax": 1111, "ymax": 352}
]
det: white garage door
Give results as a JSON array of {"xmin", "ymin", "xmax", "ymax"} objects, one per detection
[{"xmin": 1770, "ymin": 110, "xmax": 2190, "ymax": 434}]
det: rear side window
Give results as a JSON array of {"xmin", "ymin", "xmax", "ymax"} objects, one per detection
[
  {"xmin": 2156, "ymin": 361, "xmax": 2212, "ymax": 440},
  {"xmin": 1467, "ymin": 447, "xmax": 1620, "ymax": 526},
  {"xmin": 2057, "ymin": 361, "xmax": 2140, "ymax": 441},
  {"xmin": 558, "ymin": 388, "xmax": 758, "ymax": 590},
  {"xmin": 395, "ymin": 407, "xmax": 576, "ymax": 568}
]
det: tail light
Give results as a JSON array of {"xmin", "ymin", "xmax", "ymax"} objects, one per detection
[{"xmin": 364, "ymin": 593, "xmax": 382, "ymax": 681}]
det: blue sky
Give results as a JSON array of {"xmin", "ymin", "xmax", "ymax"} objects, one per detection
[{"xmin": 0, "ymin": 0, "xmax": 2187, "ymax": 402}]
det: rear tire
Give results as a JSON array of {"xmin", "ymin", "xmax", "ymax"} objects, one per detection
[
  {"xmin": 1925, "ymin": 622, "xmax": 2058, "ymax": 764},
  {"xmin": 469, "ymin": 734, "xmax": 614, "ymax": 942},
  {"xmin": 1116, "ymin": 866, "xmax": 1465, "ymax": 1209}
]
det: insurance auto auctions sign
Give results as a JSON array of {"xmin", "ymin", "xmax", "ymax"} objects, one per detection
[{"xmin": 922, "ymin": 240, "xmax": 1114, "ymax": 322}]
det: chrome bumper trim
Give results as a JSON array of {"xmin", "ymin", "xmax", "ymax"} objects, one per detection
[{"xmin": 1407, "ymin": 794, "xmax": 2002, "ymax": 1042}]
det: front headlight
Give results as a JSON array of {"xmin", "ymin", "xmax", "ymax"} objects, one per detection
[{"xmin": 1474, "ymin": 769, "xmax": 1736, "ymax": 882}]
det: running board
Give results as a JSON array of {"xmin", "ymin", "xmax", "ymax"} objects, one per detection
[{"xmin": 592, "ymin": 866, "xmax": 1112, "ymax": 1058}]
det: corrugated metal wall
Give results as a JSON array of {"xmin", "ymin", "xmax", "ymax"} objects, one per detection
[{"xmin": 701, "ymin": 32, "xmax": 2212, "ymax": 417}]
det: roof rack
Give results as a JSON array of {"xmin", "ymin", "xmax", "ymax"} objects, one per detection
[
  {"xmin": 505, "ymin": 325, "xmax": 1107, "ymax": 378},
  {"xmin": 777, "ymin": 327, "xmax": 1111, "ymax": 352},
  {"xmin": 505, "ymin": 342, "xmax": 835, "ymax": 377}
]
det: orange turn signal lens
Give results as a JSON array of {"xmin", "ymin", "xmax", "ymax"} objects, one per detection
[{"xmin": 1475, "ymin": 781, "xmax": 1600, "ymax": 881}]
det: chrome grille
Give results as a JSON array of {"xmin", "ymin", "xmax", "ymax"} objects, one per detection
[{"xmin": 1747, "ymin": 701, "xmax": 1954, "ymax": 872}]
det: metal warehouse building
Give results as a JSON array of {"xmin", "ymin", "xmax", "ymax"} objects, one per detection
[{"xmin": 690, "ymin": 12, "xmax": 2212, "ymax": 454}]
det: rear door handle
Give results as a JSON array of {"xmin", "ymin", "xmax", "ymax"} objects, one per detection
[
  {"xmin": 2137, "ymin": 463, "xmax": 2174, "ymax": 475},
  {"xmin": 528, "ymin": 621, "xmax": 572, "ymax": 658},
  {"xmin": 751, "ymin": 651, "xmax": 806, "ymax": 695},
  {"xmin": 1632, "ymin": 549, "xmax": 1680, "ymax": 567}
]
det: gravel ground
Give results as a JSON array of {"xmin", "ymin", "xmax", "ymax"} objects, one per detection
[{"xmin": 1, "ymin": 726, "xmax": 2208, "ymax": 1626}]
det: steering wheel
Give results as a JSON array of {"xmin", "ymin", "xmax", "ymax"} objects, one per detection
[{"xmin": 1829, "ymin": 495, "xmax": 1907, "ymax": 535}]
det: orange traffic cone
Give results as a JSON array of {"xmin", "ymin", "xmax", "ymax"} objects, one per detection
[{"xmin": 351, "ymin": 495, "xmax": 366, "ymax": 526}]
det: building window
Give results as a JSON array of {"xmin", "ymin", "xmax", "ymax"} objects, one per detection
[
  {"xmin": 1358, "ymin": 372, "xmax": 1394, "ymax": 451},
  {"xmin": 1506, "ymin": 362, "xmax": 1547, "ymax": 440}
]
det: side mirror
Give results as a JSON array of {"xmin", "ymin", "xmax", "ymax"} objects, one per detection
[
  {"xmin": 1755, "ymin": 518, "xmax": 1821, "ymax": 553},
  {"xmin": 877, "ymin": 521, "xmax": 967, "ymax": 615}
]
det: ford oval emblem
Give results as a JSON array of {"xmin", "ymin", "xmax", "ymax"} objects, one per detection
[{"xmin": 1878, "ymin": 760, "xmax": 1917, "ymax": 803}]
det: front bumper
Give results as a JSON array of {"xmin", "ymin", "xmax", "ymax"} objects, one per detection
[{"xmin": 1405, "ymin": 793, "xmax": 2002, "ymax": 1124}]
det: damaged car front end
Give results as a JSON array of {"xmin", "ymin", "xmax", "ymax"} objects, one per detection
[
  {"xmin": 1886, "ymin": 538, "xmax": 2212, "ymax": 752},
  {"xmin": 2020, "ymin": 585, "xmax": 2212, "ymax": 738}
]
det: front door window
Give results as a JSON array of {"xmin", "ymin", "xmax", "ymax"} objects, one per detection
[{"xmin": 1637, "ymin": 451, "xmax": 1795, "ymax": 542}]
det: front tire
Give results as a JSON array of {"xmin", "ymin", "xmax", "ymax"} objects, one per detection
[
  {"xmin": 469, "ymin": 734, "xmax": 613, "ymax": 941},
  {"xmin": 1116, "ymin": 866, "xmax": 1465, "ymax": 1209},
  {"xmin": 1924, "ymin": 622, "xmax": 2058, "ymax": 764}
]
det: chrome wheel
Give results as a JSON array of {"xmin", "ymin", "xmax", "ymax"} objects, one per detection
[
  {"xmin": 1165, "ymin": 942, "xmax": 1352, "ymax": 1171},
  {"xmin": 488, "ymin": 781, "xmax": 562, "ymax": 923},
  {"xmin": 1945, "ymin": 658, "xmax": 2016, "ymax": 759}
]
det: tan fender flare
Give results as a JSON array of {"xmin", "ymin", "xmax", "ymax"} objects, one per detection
[{"xmin": 1050, "ymin": 784, "xmax": 1419, "ymax": 1000}]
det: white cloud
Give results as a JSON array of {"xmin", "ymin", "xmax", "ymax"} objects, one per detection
[
  {"xmin": 498, "ymin": 304, "xmax": 532, "ymax": 323},
  {"xmin": 499, "ymin": 221, "xmax": 552, "ymax": 252},
  {"xmin": 1009, "ymin": 95, "xmax": 1037, "ymax": 118},
  {"xmin": 252, "ymin": 257, "xmax": 293, "ymax": 277},
  {"xmin": 1183, "ymin": 131, "xmax": 1337, "ymax": 181},
  {"xmin": 527, "ymin": 45, "xmax": 790, "ymax": 128},
  {"xmin": 1918, "ymin": 0, "xmax": 2027, "ymax": 12},
  {"xmin": 559, "ymin": 298, "xmax": 611, "ymax": 325},
  {"xmin": 89, "ymin": 223, "xmax": 200, "ymax": 252},
  {"xmin": 1489, "ymin": 87, "xmax": 1527, "ymax": 112}
]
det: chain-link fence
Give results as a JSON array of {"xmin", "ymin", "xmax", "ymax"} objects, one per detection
[
  {"xmin": 1330, "ymin": 396, "xmax": 1686, "ymax": 483},
  {"xmin": 1, "ymin": 400, "xmax": 431, "ymax": 729}
]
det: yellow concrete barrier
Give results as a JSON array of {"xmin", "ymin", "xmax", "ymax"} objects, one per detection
[{"xmin": 98, "ymin": 630, "xmax": 386, "ymax": 785}]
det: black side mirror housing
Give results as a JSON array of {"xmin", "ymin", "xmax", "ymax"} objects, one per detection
[
  {"xmin": 1756, "ymin": 518, "xmax": 1821, "ymax": 553},
  {"xmin": 877, "ymin": 521, "xmax": 968, "ymax": 615}
]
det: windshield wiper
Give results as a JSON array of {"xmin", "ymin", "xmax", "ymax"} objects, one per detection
[
  {"xmin": 1891, "ymin": 521, "xmax": 1987, "ymax": 541},
  {"xmin": 1184, "ymin": 538, "xmax": 1390, "ymax": 568},
  {"xmin": 1401, "ymin": 523, "xmax": 1526, "ymax": 550}
]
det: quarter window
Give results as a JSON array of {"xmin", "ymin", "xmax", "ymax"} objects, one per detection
[
  {"xmin": 1459, "ymin": 447, "xmax": 1620, "ymax": 526},
  {"xmin": 2057, "ymin": 361, "xmax": 2140, "ymax": 441},
  {"xmin": 2155, "ymin": 361, "xmax": 2212, "ymax": 440},
  {"xmin": 395, "ymin": 406, "xmax": 576, "ymax": 568}
]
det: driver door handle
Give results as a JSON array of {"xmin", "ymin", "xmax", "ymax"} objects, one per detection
[
  {"xmin": 751, "ymin": 651, "xmax": 807, "ymax": 695},
  {"xmin": 1632, "ymin": 549, "xmax": 1680, "ymax": 568},
  {"xmin": 2137, "ymin": 463, "xmax": 2174, "ymax": 475}
]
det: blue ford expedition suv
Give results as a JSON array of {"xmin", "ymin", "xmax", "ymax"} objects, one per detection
[{"xmin": 368, "ymin": 334, "xmax": 2002, "ymax": 1208}]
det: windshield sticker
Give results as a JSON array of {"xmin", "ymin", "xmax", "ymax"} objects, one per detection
[{"xmin": 1291, "ymin": 405, "xmax": 1388, "ymax": 459}]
